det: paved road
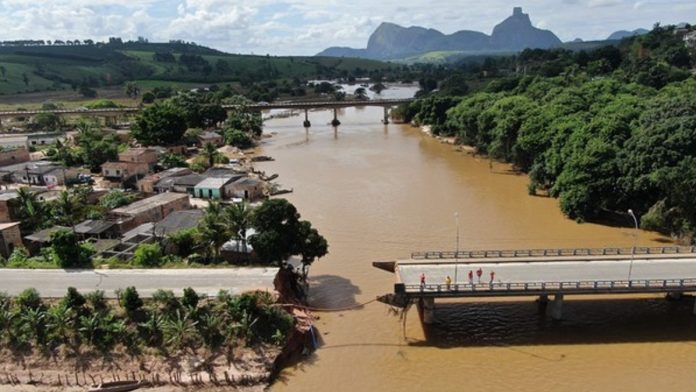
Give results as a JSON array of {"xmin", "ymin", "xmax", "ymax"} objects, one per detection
[
  {"xmin": 398, "ymin": 257, "xmax": 696, "ymax": 289},
  {"xmin": 0, "ymin": 268, "xmax": 277, "ymax": 298}
]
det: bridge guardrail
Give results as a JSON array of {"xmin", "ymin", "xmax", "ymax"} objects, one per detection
[
  {"xmin": 403, "ymin": 278, "xmax": 696, "ymax": 295},
  {"xmin": 410, "ymin": 246, "xmax": 696, "ymax": 260}
]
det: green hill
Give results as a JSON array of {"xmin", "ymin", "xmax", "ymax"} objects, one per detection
[{"xmin": 0, "ymin": 41, "xmax": 394, "ymax": 96}]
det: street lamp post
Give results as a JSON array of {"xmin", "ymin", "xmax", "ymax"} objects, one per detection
[
  {"xmin": 454, "ymin": 212, "xmax": 460, "ymax": 284},
  {"xmin": 627, "ymin": 209, "xmax": 638, "ymax": 283}
]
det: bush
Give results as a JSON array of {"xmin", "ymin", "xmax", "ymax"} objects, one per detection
[
  {"xmin": 181, "ymin": 287, "xmax": 199, "ymax": 309},
  {"xmin": 152, "ymin": 289, "xmax": 179, "ymax": 313},
  {"xmin": 62, "ymin": 287, "xmax": 86, "ymax": 310},
  {"xmin": 224, "ymin": 129, "xmax": 254, "ymax": 149},
  {"xmin": 142, "ymin": 91, "xmax": 155, "ymax": 104},
  {"xmin": 120, "ymin": 286, "xmax": 143, "ymax": 315},
  {"xmin": 85, "ymin": 290, "xmax": 108, "ymax": 313},
  {"xmin": 16, "ymin": 288, "xmax": 42, "ymax": 310},
  {"xmin": 132, "ymin": 243, "xmax": 163, "ymax": 267}
]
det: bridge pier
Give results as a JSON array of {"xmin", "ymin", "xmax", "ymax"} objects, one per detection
[
  {"xmin": 692, "ymin": 298, "xmax": 696, "ymax": 315},
  {"xmin": 303, "ymin": 109, "xmax": 311, "ymax": 128},
  {"xmin": 537, "ymin": 294, "xmax": 549, "ymax": 312},
  {"xmin": 382, "ymin": 107, "xmax": 389, "ymax": 124},
  {"xmin": 550, "ymin": 294, "xmax": 563, "ymax": 320},
  {"xmin": 331, "ymin": 108, "xmax": 341, "ymax": 127},
  {"xmin": 667, "ymin": 291, "xmax": 683, "ymax": 301},
  {"xmin": 419, "ymin": 297, "xmax": 435, "ymax": 324}
]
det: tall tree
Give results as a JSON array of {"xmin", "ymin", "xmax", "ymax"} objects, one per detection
[{"xmin": 132, "ymin": 102, "xmax": 187, "ymax": 146}]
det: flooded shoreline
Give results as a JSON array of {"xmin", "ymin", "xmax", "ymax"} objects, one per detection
[{"xmin": 255, "ymin": 86, "xmax": 696, "ymax": 392}]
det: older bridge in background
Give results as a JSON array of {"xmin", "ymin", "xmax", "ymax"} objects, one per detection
[
  {"xmin": 0, "ymin": 98, "xmax": 414, "ymax": 127},
  {"xmin": 374, "ymin": 246, "xmax": 696, "ymax": 323}
]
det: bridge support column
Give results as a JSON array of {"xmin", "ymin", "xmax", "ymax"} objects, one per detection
[
  {"xmin": 382, "ymin": 107, "xmax": 389, "ymax": 124},
  {"xmin": 331, "ymin": 108, "xmax": 341, "ymax": 127},
  {"xmin": 537, "ymin": 294, "xmax": 549, "ymax": 311},
  {"xmin": 303, "ymin": 109, "xmax": 311, "ymax": 128},
  {"xmin": 550, "ymin": 294, "xmax": 563, "ymax": 320},
  {"xmin": 667, "ymin": 291, "xmax": 683, "ymax": 301},
  {"xmin": 692, "ymin": 298, "xmax": 696, "ymax": 316},
  {"xmin": 420, "ymin": 297, "xmax": 435, "ymax": 324}
]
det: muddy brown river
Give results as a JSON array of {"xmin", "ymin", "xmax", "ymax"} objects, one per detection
[{"xmin": 258, "ymin": 86, "xmax": 696, "ymax": 392}]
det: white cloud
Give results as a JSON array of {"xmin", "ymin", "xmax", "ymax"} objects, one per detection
[{"xmin": 0, "ymin": 0, "xmax": 690, "ymax": 55}]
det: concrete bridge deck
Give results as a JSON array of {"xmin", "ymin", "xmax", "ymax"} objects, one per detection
[
  {"xmin": 0, "ymin": 98, "xmax": 414, "ymax": 118},
  {"xmin": 375, "ymin": 246, "xmax": 696, "ymax": 323}
]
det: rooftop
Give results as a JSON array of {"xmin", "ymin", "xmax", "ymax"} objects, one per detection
[
  {"xmin": 199, "ymin": 131, "xmax": 222, "ymax": 139},
  {"xmin": 0, "ymin": 222, "xmax": 20, "ymax": 231},
  {"xmin": 154, "ymin": 209, "xmax": 203, "ymax": 235},
  {"xmin": 111, "ymin": 192, "xmax": 189, "ymax": 216},
  {"xmin": 24, "ymin": 226, "xmax": 70, "ymax": 243},
  {"xmin": 73, "ymin": 219, "xmax": 115, "ymax": 235},
  {"xmin": 195, "ymin": 176, "xmax": 236, "ymax": 189}
]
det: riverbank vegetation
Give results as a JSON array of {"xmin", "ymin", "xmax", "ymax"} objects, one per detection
[
  {"xmin": 0, "ymin": 287, "xmax": 293, "ymax": 386},
  {"xmin": 397, "ymin": 24, "xmax": 696, "ymax": 241}
]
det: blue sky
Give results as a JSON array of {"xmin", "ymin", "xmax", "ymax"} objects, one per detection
[{"xmin": 0, "ymin": 0, "xmax": 693, "ymax": 55}]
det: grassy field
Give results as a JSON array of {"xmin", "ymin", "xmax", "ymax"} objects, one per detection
[{"xmin": 0, "ymin": 42, "xmax": 396, "ymax": 106}]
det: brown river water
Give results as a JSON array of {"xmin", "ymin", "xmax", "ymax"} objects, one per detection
[{"xmin": 257, "ymin": 86, "xmax": 696, "ymax": 392}]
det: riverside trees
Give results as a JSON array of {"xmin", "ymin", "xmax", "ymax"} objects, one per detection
[{"xmin": 400, "ymin": 25, "xmax": 696, "ymax": 241}]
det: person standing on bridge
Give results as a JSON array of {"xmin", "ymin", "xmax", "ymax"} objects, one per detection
[
  {"xmin": 468, "ymin": 270, "xmax": 474, "ymax": 285},
  {"xmin": 476, "ymin": 268, "xmax": 483, "ymax": 284},
  {"xmin": 420, "ymin": 273, "xmax": 426, "ymax": 290},
  {"xmin": 490, "ymin": 271, "xmax": 495, "ymax": 285},
  {"xmin": 445, "ymin": 275, "xmax": 452, "ymax": 290}
]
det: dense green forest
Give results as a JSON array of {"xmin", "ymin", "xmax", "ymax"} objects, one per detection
[{"xmin": 398, "ymin": 24, "xmax": 696, "ymax": 241}]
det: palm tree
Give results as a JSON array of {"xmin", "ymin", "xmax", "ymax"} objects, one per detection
[
  {"xmin": 198, "ymin": 202, "xmax": 231, "ymax": 261},
  {"xmin": 54, "ymin": 190, "xmax": 77, "ymax": 228},
  {"xmin": 225, "ymin": 202, "xmax": 251, "ymax": 256},
  {"xmin": 163, "ymin": 311, "xmax": 198, "ymax": 352},
  {"xmin": 21, "ymin": 307, "xmax": 47, "ymax": 346},
  {"xmin": 354, "ymin": 87, "xmax": 368, "ymax": 100},
  {"xmin": 202, "ymin": 142, "xmax": 219, "ymax": 168},
  {"xmin": 138, "ymin": 312, "xmax": 165, "ymax": 346},
  {"xmin": 46, "ymin": 304, "xmax": 75, "ymax": 347},
  {"xmin": 13, "ymin": 187, "xmax": 44, "ymax": 233}
]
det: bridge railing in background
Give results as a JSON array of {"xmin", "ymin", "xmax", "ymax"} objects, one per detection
[
  {"xmin": 410, "ymin": 246, "xmax": 696, "ymax": 260},
  {"xmin": 403, "ymin": 277, "xmax": 696, "ymax": 295}
]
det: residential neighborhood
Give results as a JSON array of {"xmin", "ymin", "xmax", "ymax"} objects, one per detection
[{"xmin": 0, "ymin": 103, "xmax": 281, "ymax": 266}]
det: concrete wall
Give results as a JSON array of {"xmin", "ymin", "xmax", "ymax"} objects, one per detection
[{"xmin": 0, "ymin": 224, "xmax": 22, "ymax": 258}]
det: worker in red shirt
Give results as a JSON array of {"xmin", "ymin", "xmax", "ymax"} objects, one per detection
[
  {"xmin": 476, "ymin": 268, "xmax": 483, "ymax": 283},
  {"xmin": 468, "ymin": 270, "xmax": 474, "ymax": 285},
  {"xmin": 490, "ymin": 271, "xmax": 495, "ymax": 284},
  {"xmin": 420, "ymin": 273, "xmax": 426, "ymax": 290}
]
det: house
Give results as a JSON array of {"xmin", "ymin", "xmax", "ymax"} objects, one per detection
[
  {"xmin": 23, "ymin": 225, "xmax": 70, "ymax": 254},
  {"xmin": 118, "ymin": 147, "xmax": 159, "ymax": 168},
  {"xmin": 0, "ymin": 222, "xmax": 22, "ymax": 258},
  {"xmin": 0, "ymin": 192, "xmax": 18, "ymax": 222},
  {"xmin": 0, "ymin": 135, "xmax": 29, "ymax": 150},
  {"xmin": 221, "ymin": 228, "xmax": 258, "ymax": 264},
  {"xmin": 42, "ymin": 167, "xmax": 79, "ymax": 188},
  {"xmin": 0, "ymin": 147, "xmax": 30, "ymax": 167},
  {"xmin": 685, "ymin": 31, "xmax": 696, "ymax": 48},
  {"xmin": 101, "ymin": 161, "xmax": 149, "ymax": 181},
  {"xmin": 153, "ymin": 145, "xmax": 187, "ymax": 155},
  {"xmin": 193, "ymin": 175, "xmax": 244, "ymax": 199},
  {"xmin": 137, "ymin": 167, "xmax": 191, "ymax": 193},
  {"xmin": 198, "ymin": 131, "xmax": 224, "ymax": 147},
  {"xmin": 109, "ymin": 192, "xmax": 191, "ymax": 233},
  {"xmin": 27, "ymin": 132, "xmax": 64, "ymax": 147},
  {"xmin": 73, "ymin": 219, "xmax": 117, "ymax": 239},
  {"xmin": 8, "ymin": 162, "xmax": 69, "ymax": 186},
  {"xmin": 155, "ymin": 209, "xmax": 204, "ymax": 235},
  {"xmin": 154, "ymin": 173, "xmax": 204, "ymax": 195},
  {"xmin": 229, "ymin": 177, "xmax": 264, "ymax": 201}
]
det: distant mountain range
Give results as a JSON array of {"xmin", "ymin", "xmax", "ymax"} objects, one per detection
[
  {"xmin": 607, "ymin": 28, "xmax": 650, "ymax": 40},
  {"xmin": 317, "ymin": 7, "xmax": 649, "ymax": 61}
]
